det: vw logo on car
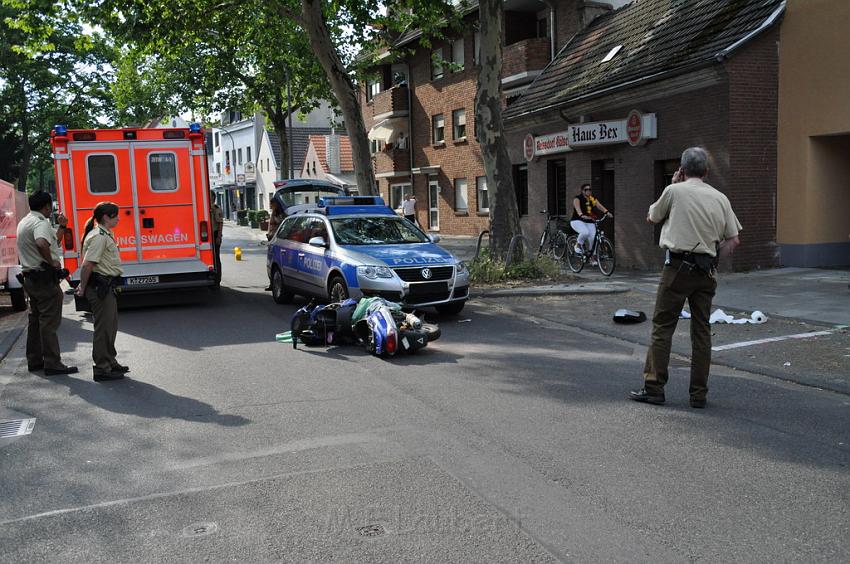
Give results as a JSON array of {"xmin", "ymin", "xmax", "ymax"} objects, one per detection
[{"xmin": 421, "ymin": 268, "xmax": 433, "ymax": 280}]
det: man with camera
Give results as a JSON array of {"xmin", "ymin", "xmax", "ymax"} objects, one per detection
[
  {"xmin": 15, "ymin": 191, "xmax": 78, "ymax": 375},
  {"xmin": 629, "ymin": 147, "xmax": 740, "ymax": 409}
]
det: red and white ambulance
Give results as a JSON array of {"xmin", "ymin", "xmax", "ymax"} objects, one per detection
[{"xmin": 51, "ymin": 124, "xmax": 218, "ymax": 309}]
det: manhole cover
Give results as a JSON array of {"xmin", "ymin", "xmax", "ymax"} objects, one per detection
[
  {"xmin": 0, "ymin": 418, "xmax": 36, "ymax": 438},
  {"xmin": 181, "ymin": 522, "xmax": 218, "ymax": 538},
  {"xmin": 355, "ymin": 524, "xmax": 386, "ymax": 538}
]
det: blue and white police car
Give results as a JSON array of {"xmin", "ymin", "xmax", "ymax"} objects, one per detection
[{"xmin": 266, "ymin": 197, "xmax": 470, "ymax": 314}]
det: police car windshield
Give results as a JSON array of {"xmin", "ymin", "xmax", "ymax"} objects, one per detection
[{"xmin": 331, "ymin": 216, "xmax": 429, "ymax": 245}]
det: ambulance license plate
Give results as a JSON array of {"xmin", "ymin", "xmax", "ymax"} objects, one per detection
[{"xmin": 126, "ymin": 276, "xmax": 159, "ymax": 286}]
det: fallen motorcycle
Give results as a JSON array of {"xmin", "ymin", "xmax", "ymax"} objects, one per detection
[{"xmin": 284, "ymin": 297, "xmax": 440, "ymax": 357}]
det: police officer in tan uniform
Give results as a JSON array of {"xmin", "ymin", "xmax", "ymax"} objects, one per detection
[
  {"xmin": 16, "ymin": 191, "xmax": 78, "ymax": 375},
  {"xmin": 210, "ymin": 190, "xmax": 224, "ymax": 285},
  {"xmin": 630, "ymin": 147, "xmax": 741, "ymax": 408},
  {"xmin": 75, "ymin": 202, "xmax": 127, "ymax": 381}
]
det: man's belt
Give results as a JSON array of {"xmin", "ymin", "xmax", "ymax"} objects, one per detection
[
  {"xmin": 668, "ymin": 251, "xmax": 712, "ymax": 260},
  {"xmin": 666, "ymin": 249, "xmax": 716, "ymax": 273}
]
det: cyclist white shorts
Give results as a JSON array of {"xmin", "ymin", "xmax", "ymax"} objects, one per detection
[{"xmin": 570, "ymin": 220, "xmax": 596, "ymax": 247}]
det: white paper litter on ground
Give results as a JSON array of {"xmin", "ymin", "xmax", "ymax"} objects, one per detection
[
  {"xmin": 680, "ymin": 310, "xmax": 691, "ymax": 319},
  {"xmin": 709, "ymin": 308, "xmax": 769, "ymax": 324}
]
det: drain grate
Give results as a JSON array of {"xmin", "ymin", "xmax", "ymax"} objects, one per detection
[
  {"xmin": 0, "ymin": 418, "xmax": 36, "ymax": 438},
  {"xmin": 355, "ymin": 524, "xmax": 386, "ymax": 538}
]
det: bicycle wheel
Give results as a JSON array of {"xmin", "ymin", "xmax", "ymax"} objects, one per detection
[
  {"xmin": 552, "ymin": 231, "xmax": 568, "ymax": 260},
  {"xmin": 565, "ymin": 235, "xmax": 585, "ymax": 273},
  {"xmin": 597, "ymin": 237, "xmax": 616, "ymax": 276}
]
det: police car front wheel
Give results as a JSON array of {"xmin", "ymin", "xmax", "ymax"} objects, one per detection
[
  {"xmin": 272, "ymin": 268, "xmax": 294, "ymax": 304},
  {"xmin": 328, "ymin": 275, "xmax": 349, "ymax": 302}
]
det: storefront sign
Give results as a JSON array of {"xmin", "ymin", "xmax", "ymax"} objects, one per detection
[{"xmin": 525, "ymin": 110, "xmax": 657, "ymax": 161}]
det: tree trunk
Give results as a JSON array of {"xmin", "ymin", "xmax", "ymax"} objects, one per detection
[
  {"xmin": 266, "ymin": 100, "xmax": 291, "ymax": 179},
  {"xmin": 300, "ymin": 0, "xmax": 376, "ymax": 195},
  {"xmin": 476, "ymin": 0, "xmax": 521, "ymax": 259}
]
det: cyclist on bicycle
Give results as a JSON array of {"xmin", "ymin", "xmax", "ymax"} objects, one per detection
[{"xmin": 570, "ymin": 184, "xmax": 612, "ymax": 254}]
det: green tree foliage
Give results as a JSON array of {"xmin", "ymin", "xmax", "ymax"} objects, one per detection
[
  {"xmin": 85, "ymin": 0, "xmax": 334, "ymax": 178},
  {"xmin": 1, "ymin": 0, "xmax": 115, "ymax": 191}
]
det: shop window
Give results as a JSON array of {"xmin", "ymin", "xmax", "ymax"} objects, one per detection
[
  {"xmin": 547, "ymin": 159, "xmax": 568, "ymax": 216},
  {"xmin": 654, "ymin": 159, "xmax": 679, "ymax": 244},
  {"xmin": 513, "ymin": 164, "xmax": 528, "ymax": 216},
  {"xmin": 454, "ymin": 178, "xmax": 468, "ymax": 212},
  {"xmin": 452, "ymin": 109, "xmax": 466, "ymax": 140},
  {"xmin": 476, "ymin": 176, "xmax": 489, "ymax": 212}
]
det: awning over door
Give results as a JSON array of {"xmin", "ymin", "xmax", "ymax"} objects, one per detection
[{"xmin": 368, "ymin": 117, "xmax": 408, "ymax": 144}]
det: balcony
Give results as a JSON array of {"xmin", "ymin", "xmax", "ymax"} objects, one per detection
[
  {"xmin": 373, "ymin": 149, "xmax": 411, "ymax": 177},
  {"xmin": 502, "ymin": 37, "xmax": 551, "ymax": 86},
  {"xmin": 370, "ymin": 85, "xmax": 409, "ymax": 119}
]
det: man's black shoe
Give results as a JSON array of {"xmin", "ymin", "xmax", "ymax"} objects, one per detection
[
  {"xmin": 94, "ymin": 371, "xmax": 125, "ymax": 382},
  {"xmin": 44, "ymin": 365, "xmax": 79, "ymax": 376},
  {"xmin": 690, "ymin": 398, "xmax": 706, "ymax": 408},
  {"xmin": 27, "ymin": 363, "xmax": 44, "ymax": 372},
  {"xmin": 629, "ymin": 388, "xmax": 666, "ymax": 405},
  {"xmin": 110, "ymin": 364, "xmax": 130, "ymax": 373}
]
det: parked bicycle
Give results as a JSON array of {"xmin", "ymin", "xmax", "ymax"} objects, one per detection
[
  {"xmin": 566, "ymin": 212, "xmax": 615, "ymax": 275},
  {"xmin": 537, "ymin": 210, "xmax": 569, "ymax": 259}
]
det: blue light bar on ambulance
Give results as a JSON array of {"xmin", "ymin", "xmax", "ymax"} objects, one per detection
[
  {"xmin": 54, "ymin": 125, "xmax": 68, "ymax": 136},
  {"xmin": 189, "ymin": 123, "xmax": 202, "ymax": 133}
]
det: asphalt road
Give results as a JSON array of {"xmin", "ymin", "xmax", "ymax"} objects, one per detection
[{"xmin": 0, "ymin": 225, "xmax": 848, "ymax": 563}]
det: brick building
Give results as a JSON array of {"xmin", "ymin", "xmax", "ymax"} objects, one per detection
[
  {"xmin": 503, "ymin": 0, "xmax": 785, "ymax": 270},
  {"xmin": 360, "ymin": 0, "xmax": 619, "ymax": 235}
]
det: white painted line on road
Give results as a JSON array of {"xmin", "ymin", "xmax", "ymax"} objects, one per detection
[{"xmin": 712, "ymin": 330, "xmax": 834, "ymax": 352}]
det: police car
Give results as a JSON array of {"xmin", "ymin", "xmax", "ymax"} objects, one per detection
[{"xmin": 266, "ymin": 196, "xmax": 469, "ymax": 314}]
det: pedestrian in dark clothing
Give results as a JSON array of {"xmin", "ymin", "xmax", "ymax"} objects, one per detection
[{"xmin": 630, "ymin": 147, "xmax": 741, "ymax": 408}]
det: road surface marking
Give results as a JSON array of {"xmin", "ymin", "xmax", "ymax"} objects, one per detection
[{"xmin": 712, "ymin": 330, "xmax": 833, "ymax": 352}]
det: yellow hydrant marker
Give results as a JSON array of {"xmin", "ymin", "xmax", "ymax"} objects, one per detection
[{"xmin": 234, "ymin": 247, "xmax": 242, "ymax": 261}]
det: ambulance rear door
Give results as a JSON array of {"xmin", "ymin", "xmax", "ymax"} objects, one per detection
[
  {"xmin": 65, "ymin": 140, "xmax": 136, "ymax": 268},
  {"xmin": 130, "ymin": 139, "xmax": 200, "ymax": 263}
]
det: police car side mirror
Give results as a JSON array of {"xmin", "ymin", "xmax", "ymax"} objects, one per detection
[
  {"xmin": 429, "ymin": 234, "xmax": 441, "ymax": 243},
  {"xmin": 308, "ymin": 236, "xmax": 328, "ymax": 248}
]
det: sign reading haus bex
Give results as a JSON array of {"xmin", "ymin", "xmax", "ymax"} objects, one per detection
[{"xmin": 524, "ymin": 110, "xmax": 657, "ymax": 161}]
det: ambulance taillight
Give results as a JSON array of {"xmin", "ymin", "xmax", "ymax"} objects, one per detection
[
  {"xmin": 63, "ymin": 228, "xmax": 74, "ymax": 250},
  {"xmin": 200, "ymin": 220, "xmax": 209, "ymax": 242}
]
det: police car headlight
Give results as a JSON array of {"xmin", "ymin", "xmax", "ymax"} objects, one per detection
[
  {"xmin": 357, "ymin": 265, "xmax": 394, "ymax": 279},
  {"xmin": 457, "ymin": 261, "xmax": 469, "ymax": 275}
]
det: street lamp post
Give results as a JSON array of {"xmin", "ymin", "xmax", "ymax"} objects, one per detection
[{"xmin": 220, "ymin": 127, "xmax": 237, "ymax": 214}]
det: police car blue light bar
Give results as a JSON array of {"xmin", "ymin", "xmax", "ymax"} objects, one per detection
[{"xmin": 319, "ymin": 196, "xmax": 386, "ymax": 207}]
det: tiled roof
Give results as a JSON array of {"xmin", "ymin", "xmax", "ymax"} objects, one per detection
[
  {"xmin": 307, "ymin": 135, "xmax": 354, "ymax": 173},
  {"xmin": 268, "ymin": 127, "xmax": 333, "ymax": 172},
  {"xmin": 504, "ymin": 0, "xmax": 785, "ymax": 122}
]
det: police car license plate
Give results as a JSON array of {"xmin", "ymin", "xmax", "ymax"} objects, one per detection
[{"xmin": 126, "ymin": 276, "xmax": 159, "ymax": 286}]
